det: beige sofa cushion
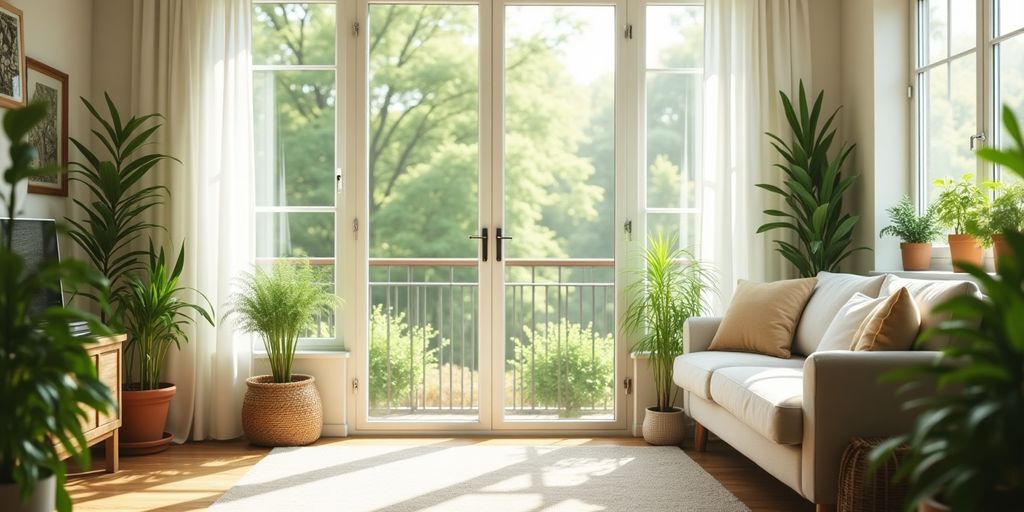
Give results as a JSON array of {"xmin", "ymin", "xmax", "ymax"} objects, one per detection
[
  {"xmin": 816, "ymin": 293, "xmax": 886, "ymax": 351},
  {"xmin": 709, "ymin": 278, "xmax": 817, "ymax": 358},
  {"xmin": 880, "ymin": 275, "xmax": 981, "ymax": 349},
  {"xmin": 709, "ymin": 366, "xmax": 804, "ymax": 445},
  {"xmin": 793, "ymin": 272, "xmax": 886, "ymax": 355},
  {"xmin": 673, "ymin": 352, "xmax": 806, "ymax": 400},
  {"xmin": 853, "ymin": 287, "xmax": 921, "ymax": 351}
]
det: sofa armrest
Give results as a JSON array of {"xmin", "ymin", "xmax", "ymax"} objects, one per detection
[
  {"xmin": 801, "ymin": 350, "xmax": 942, "ymax": 505},
  {"xmin": 683, "ymin": 317, "xmax": 723, "ymax": 354}
]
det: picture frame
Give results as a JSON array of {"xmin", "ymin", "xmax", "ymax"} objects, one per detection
[
  {"xmin": 25, "ymin": 58, "xmax": 69, "ymax": 197},
  {"xmin": 0, "ymin": 0, "xmax": 25, "ymax": 109}
]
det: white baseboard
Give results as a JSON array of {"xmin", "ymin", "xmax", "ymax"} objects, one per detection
[{"xmin": 322, "ymin": 423, "xmax": 348, "ymax": 437}]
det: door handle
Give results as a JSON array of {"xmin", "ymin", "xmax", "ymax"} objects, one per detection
[
  {"xmin": 496, "ymin": 228, "xmax": 512, "ymax": 262},
  {"xmin": 469, "ymin": 228, "xmax": 488, "ymax": 262}
]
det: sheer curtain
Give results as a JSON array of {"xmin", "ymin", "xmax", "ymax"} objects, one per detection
[
  {"xmin": 131, "ymin": 0, "xmax": 255, "ymax": 441},
  {"xmin": 700, "ymin": 0, "xmax": 812, "ymax": 311}
]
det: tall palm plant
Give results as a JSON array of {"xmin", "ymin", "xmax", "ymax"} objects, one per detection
[
  {"xmin": 624, "ymin": 234, "xmax": 715, "ymax": 412},
  {"xmin": 65, "ymin": 93, "xmax": 178, "ymax": 309}
]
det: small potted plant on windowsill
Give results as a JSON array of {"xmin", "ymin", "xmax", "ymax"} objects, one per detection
[
  {"xmin": 932, "ymin": 174, "xmax": 990, "ymax": 272},
  {"xmin": 879, "ymin": 195, "xmax": 943, "ymax": 271},
  {"xmin": 624, "ymin": 234, "xmax": 715, "ymax": 446},
  {"xmin": 230, "ymin": 261, "xmax": 338, "ymax": 446},
  {"xmin": 986, "ymin": 182, "xmax": 1024, "ymax": 270}
]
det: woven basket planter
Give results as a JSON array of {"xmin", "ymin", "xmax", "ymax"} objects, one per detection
[
  {"xmin": 837, "ymin": 437, "xmax": 909, "ymax": 512},
  {"xmin": 243, "ymin": 374, "xmax": 323, "ymax": 447},
  {"xmin": 642, "ymin": 406, "xmax": 685, "ymax": 446}
]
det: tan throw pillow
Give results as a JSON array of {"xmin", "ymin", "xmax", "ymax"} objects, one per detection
[
  {"xmin": 852, "ymin": 287, "xmax": 921, "ymax": 352},
  {"xmin": 709, "ymin": 278, "xmax": 818, "ymax": 358}
]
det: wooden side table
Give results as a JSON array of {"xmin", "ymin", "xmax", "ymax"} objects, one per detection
[{"xmin": 54, "ymin": 334, "xmax": 124, "ymax": 473}]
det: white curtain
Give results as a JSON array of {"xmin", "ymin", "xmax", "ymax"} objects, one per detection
[
  {"xmin": 700, "ymin": 0, "xmax": 812, "ymax": 312},
  {"xmin": 131, "ymin": 0, "xmax": 255, "ymax": 441}
]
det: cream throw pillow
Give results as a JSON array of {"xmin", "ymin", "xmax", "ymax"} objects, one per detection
[
  {"xmin": 792, "ymin": 272, "xmax": 886, "ymax": 355},
  {"xmin": 816, "ymin": 293, "xmax": 887, "ymax": 352},
  {"xmin": 852, "ymin": 287, "xmax": 921, "ymax": 351},
  {"xmin": 709, "ymin": 278, "xmax": 818, "ymax": 358}
]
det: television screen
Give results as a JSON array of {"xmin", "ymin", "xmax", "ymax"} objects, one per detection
[{"xmin": 0, "ymin": 218, "xmax": 63, "ymax": 313}]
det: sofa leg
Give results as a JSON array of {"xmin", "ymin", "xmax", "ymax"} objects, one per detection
[
  {"xmin": 815, "ymin": 504, "xmax": 835, "ymax": 512},
  {"xmin": 693, "ymin": 422, "xmax": 708, "ymax": 452}
]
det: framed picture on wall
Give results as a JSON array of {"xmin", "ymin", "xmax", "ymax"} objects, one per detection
[
  {"xmin": 0, "ymin": 1, "xmax": 25, "ymax": 109},
  {"xmin": 26, "ymin": 58, "xmax": 69, "ymax": 197}
]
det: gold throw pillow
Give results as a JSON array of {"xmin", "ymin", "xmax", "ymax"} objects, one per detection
[
  {"xmin": 852, "ymin": 287, "xmax": 921, "ymax": 351},
  {"xmin": 708, "ymin": 278, "xmax": 818, "ymax": 358}
]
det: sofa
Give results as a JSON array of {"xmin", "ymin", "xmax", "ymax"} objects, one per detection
[{"xmin": 673, "ymin": 272, "xmax": 980, "ymax": 511}]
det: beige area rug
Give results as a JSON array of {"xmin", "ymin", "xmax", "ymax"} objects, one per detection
[{"xmin": 211, "ymin": 443, "xmax": 749, "ymax": 511}]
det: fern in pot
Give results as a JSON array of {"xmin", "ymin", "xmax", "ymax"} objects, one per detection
[
  {"xmin": 0, "ymin": 103, "xmax": 118, "ymax": 512},
  {"xmin": 624, "ymin": 234, "xmax": 714, "ymax": 446},
  {"xmin": 879, "ymin": 195, "xmax": 943, "ymax": 271},
  {"xmin": 230, "ymin": 262, "xmax": 337, "ymax": 446},
  {"xmin": 932, "ymin": 173, "xmax": 990, "ymax": 272}
]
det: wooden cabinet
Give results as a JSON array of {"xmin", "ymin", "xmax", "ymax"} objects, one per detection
[{"xmin": 54, "ymin": 334, "xmax": 124, "ymax": 473}]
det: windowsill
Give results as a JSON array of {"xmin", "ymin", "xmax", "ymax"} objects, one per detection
[
  {"xmin": 252, "ymin": 349, "xmax": 351, "ymax": 360},
  {"xmin": 869, "ymin": 270, "xmax": 994, "ymax": 282}
]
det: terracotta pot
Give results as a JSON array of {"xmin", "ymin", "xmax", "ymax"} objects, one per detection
[
  {"xmin": 641, "ymin": 406, "xmax": 685, "ymax": 446},
  {"xmin": 121, "ymin": 384, "xmax": 176, "ymax": 444},
  {"xmin": 242, "ymin": 374, "xmax": 322, "ymax": 447},
  {"xmin": 900, "ymin": 242, "xmax": 932, "ymax": 271},
  {"xmin": 918, "ymin": 497, "xmax": 950, "ymax": 512},
  {"xmin": 947, "ymin": 234, "xmax": 984, "ymax": 272},
  {"xmin": 992, "ymin": 233, "xmax": 1017, "ymax": 272},
  {"xmin": 0, "ymin": 471, "xmax": 55, "ymax": 512}
]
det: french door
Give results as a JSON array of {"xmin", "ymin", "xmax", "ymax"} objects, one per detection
[{"xmin": 354, "ymin": 0, "xmax": 627, "ymax": 432}]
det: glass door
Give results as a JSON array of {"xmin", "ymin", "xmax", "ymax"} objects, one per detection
[{"xmin": 495, "ymin": 2, "xmax": 622, "ymax": 428}]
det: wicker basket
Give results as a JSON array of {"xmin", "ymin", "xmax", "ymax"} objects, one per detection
[
  {"xmin": 642, "ymin": 407, "xmax": 685, "ymax": 446},
  {"xmin": 243, "ymin": 374, "xmax": 323, "ymax": 447},
  {"xmin": 837, "ymin": 437, "xmax": 909, "ymax": 512}
]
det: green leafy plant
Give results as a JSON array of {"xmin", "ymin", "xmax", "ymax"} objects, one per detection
[
  {"xmin": 0, "ymin": 103, "xmax": 117, "ymax": 511},
  {"xmin": 230, "ymin": 262, "xmax": 338, "ymax": 383},
  {"xmin": 512, "ymin": 320, "xmax": 614, "ymax": 418},
  {"xmin": 879, "ymin": 195, "xmax": 944, "ymax": 243},
  {"xmin": 870, "ymin": 106, "xmax": 1024, "ymax": 511},
  {"xmin": 990, "ymin": 182, "xmax": 1024, "ymax": 233},
  {"xmin": 65, "ymin": 93, "xmax": 178, "ymax": 308},
  {"xmin": 119, "ymin": 242, "xmax": 215, "ymax": 391},
  {"xmin": 368, "ymin": 304, "xmax": 446, "ymax": 409},
  {"xmin": 932, "ymin": 173, "xmax": 990, "ymax": 236},
  {"xmin": 623, "ymin": 234, "xmax": 714, "ymax": 412},
  {"xmin": 757, "ymin": 81, "xmax": 868, "ymax": 277}
]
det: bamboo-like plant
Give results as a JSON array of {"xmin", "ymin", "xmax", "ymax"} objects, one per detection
[
  {"xmin": 118, "ymin": 242, "xmax": 215, "ymax": 390},
  {"xmin": 624, "ymin": 234, "xmax": 715, "ymax": 412},
  {"xmin": 0, "ymin": 103, "xmax": 117, "ymax": 511},
  {"xmin": 230, "ymin": 262, "xmax": 337, "ymax": 383},
  {"xmin": 65, "ymin": 93, "xmax": 178, "ymax": 307},
  {"xmin": 757, "ymin": 81, "xmax": 869, "ymax": 277}
]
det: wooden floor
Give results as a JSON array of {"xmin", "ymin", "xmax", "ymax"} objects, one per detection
[{"xmin": 66, "ymin": 435, "xmax": 813, "ymax": 512}]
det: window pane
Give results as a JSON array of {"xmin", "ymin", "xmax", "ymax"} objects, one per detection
[
  {"xmin": 922, "ymin": 55, "xmax": 977, "ymax": 201},
  {"xmin": 255, "ymin": 212, "xmax": 335, "ymax": 258},
  {"xmin": 253, "ymin": 70, "xmax": 336, "ymax": 207},
  {"xmin": 253, "ymin": 3, "xmax": 335, "ymax": 65},
  {"xmin": 647, "ymin": 212, "xmax": 698, "ymax": 252},
  {"xmin": 645, "ymin": 6, "xmax": 704, "ymax": 69},
  {"xmin": 646, "ymin": 72, "xmax": 700, "ymax": 209},
  {"xmin": 949, "ymin": 0, "xmax": 976, "ymax": 55},
  {"xmin": 925, "ymin": 0, "xmax": 948, "ymax": 65},
  {"xmin": 998, "ymin": 0, "xmax": 1024, "ymax": 36},
  {"xmin": 996, "ymin": 34, "xmax": 1024, "ymax": 182}
]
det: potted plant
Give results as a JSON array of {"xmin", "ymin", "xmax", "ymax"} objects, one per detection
[
  {"xmin": 932, "ymin": 173, "xmax": 989, "ymax": 272},
  {"xmin": 624, "ymin": 234, "xmax": 714, "ymax": 445},
  {"xmin": 117, "ymin": 242, "xmax": 214, "ymax": 454},
  {"xmin": 988, "ymin": 182, "xmax": 1024, "ymax": 269},
  {"xmin": 757, "ymin": 81, "xmax": 869, "ymax": 277},
  {"xmin": 230, "ymin": 262, "xmax": 337, "ymax": 446},
  {"xmin": 870, "ymin": 106, "xmax": 1024, "ymax": 511},
  {"xmin": 879, "ymin": 195, "xmax": 943, "ymax": 271},
  {"xmin": 0, "ymin": 103, "xmax": 117, "ymax": 511}
]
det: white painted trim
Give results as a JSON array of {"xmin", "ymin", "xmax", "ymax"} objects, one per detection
[{"xmin": 322, "ymin": 423, "xmax": 349, "ymax": 437}]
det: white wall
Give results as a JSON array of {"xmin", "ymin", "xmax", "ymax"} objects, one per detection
[{"xmin": 0, "ymin": 0, "xmax": 94, "ymax": 222}]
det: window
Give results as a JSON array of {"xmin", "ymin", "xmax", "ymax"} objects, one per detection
[
  {"xmin": 252, "ymin": 2, "xmax": 339, "ymax": 344},
  {"xmin": 643, "ymin": 5, "xmax": 703, "ymax": 250},
  {"xmin": 915, "ymin": 0, "xmax": 1024, "ymax": 203}
]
